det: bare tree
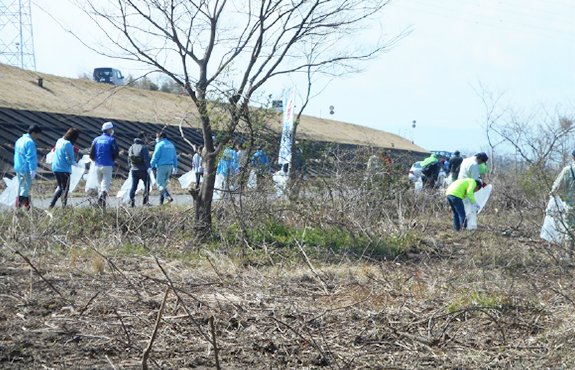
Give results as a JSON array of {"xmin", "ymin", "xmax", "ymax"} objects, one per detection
[
  {"xmin": 77, "ymin": 0, "xmax": 404, "ymax": 238},
  {"xmin": 476, "ymin": 83, "xmax": 575, "ymax": 171}
]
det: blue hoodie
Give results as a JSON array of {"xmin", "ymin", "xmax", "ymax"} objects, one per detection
[
  {"xmin": 150, "ymin": 138, "xmax": 177, "ymax": 170},
  {"xmin": 52, "ymin": 138, "xmax": 76, "ymax": 173},
  {"xmin": 14, "ymin": 133, "xmax": 38, "ymax": 174}
]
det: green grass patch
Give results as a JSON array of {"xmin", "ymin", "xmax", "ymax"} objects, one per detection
[
  {"xmin": 446, "ymin": 290, "xmax": 514, "ymax": 313},
  {"xmin": 239, "ymin": 219, "xmax": 416, "ymax": 261}
]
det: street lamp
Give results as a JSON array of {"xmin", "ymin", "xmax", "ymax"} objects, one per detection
[{"xmin": 411, "ymin": 120, "xmax": 416, "ymax": 144}]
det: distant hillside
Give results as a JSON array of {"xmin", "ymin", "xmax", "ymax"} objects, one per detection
[{"xmin": 0, "ymin": 64, "xmax": 427, "ymax": 152}]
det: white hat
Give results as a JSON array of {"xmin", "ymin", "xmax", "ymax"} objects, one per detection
[{"xmin": 102, "ymin": 122, "xmax": 114, "ymax": 131}]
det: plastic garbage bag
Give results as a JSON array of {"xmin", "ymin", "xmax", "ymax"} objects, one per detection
[
  {"xmin": 463, "ymin": 184, "xmax": 493, "ymax": 230},
  {"xmin": 84, "ymin": 160, "xmax": 99, "ymax": 193},
  {"xmin": 0, "ymin": 177, "xmax": 18, "ymax": 208},
  {"xmin": 178, "ymin": 169, "xmax": 196, "ymax": 189},
  {"xmin": 247, "ymin": 170, "xmax": 257, "ymax": 189},
  {"xmin": 117, "ymin": 169, "xmax": 155, "ymax": 203},
  {"xmin": 148, "ymin": 168, "xmax": 156, "ymax": 190},
  {"xmin": 414, "ymin": 179, "xmax": 423, "ymax": 192},
  {"xmin": 69, "ymin": 155, "xmax": 89, "ymax": 194},
  {"xmin": 273, "ymin": 170, "xmax": 288, "ymax": 197},
  {"xmin": 213, "ymin": 173, "xmax": 224, "ymax": 200},
  {"xmin": 117, "ymin": 173, "xmax": 135, "ymax": 203},
  {"xmin": 436, "ymin": 170, "xmax": 446, "ymax": 188},
  {"xmin": 541, "ymin": 196, "xmax": 569, "ymax": 244},
  {"xmin": 45, "ymin": 149, "xmax": 55, "ymax": 164}
]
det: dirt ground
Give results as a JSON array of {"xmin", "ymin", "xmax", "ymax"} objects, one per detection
[{"xmin": 1, "ymin": 224, "xmax": 575, "ymax": 369}]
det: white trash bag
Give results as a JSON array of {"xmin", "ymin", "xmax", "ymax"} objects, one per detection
[
  {"xmin": 45, "ymin": 149, "xmax": 55, "ymax": 164},
  {"xmin": 414, "ymin": 179, "xmax": 423, "ymax": 192},
  {"xmin": 178, "ymin": 170, "xmax": 197, "ymax": 189},
  {"xmin": 247, "ymin": 170, "xmax": 257, "ymax": 189},
  {"xmin": 0, "ymin": 177, "xmax": 18, "ymax": 208},
  {"xmin": 213, "ymin": 173, "xmax": 225, "ymax": 201},
  {"xmin": 273, "ymin": 170, "xmax": 288, "ymax": 198},
  {"xmin": 149, "ymin": 168, "xmax": 156, "ymax": 190},
  {"xmin": 117, "ymin": 169, "xmax": 155, "ymax": 203},
  {"xmin": 116, "ymin": 172, "xmax": 135, "ymax": 203},
  {"xmin": 541, "ymin": 196, "xmax": 569, "ymax": 245},
  {"xmin": 464, "ymin": 184, "xmax": 493, "ymax": 230},
  {"xmin": 69, "ymin": 155, "xmax": 89, "ymax": 194},
  {"xmin": 84, "ymin": 160, "xmax": 99, "ymax": 193}
]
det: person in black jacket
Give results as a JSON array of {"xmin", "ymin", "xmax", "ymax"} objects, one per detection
[
  {"xmin": 447, "ymin": 150, "xmax": 463, "ymax": 180},
  {"xmin": 128, "ymin": 131, "xmax": 151, "ymax": 207}
]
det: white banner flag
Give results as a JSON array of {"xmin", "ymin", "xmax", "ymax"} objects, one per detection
[{"xmin": 278, "ymin": 87, "xmax": 295, "ymax": 165}]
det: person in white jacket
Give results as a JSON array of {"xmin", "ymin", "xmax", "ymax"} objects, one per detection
[{"xmin": 458, "ymin": 152, "xmax": 488, "ymax": 181}]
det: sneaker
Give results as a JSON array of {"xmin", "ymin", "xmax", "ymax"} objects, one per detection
[{"xmin": 166, "ymin": 198, "xmax": 174, "ymax": 204}]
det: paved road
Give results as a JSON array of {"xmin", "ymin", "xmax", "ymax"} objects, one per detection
[{"xmin": 0, "ymin": 193, "xmax": 196, "ymax": 211}]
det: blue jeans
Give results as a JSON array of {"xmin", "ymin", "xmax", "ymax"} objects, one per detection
[
  {"xmin": 129, "ymin": 169, "xmax": 149, "ymax": 205},
  {"xmin": 447, "ymin": 195, "xmax": 467, "ymax": 231}
]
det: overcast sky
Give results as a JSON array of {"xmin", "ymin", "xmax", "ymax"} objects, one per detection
[{"xmin": 20, "ymin": 0, "xmax": 575, "ymax": 154}]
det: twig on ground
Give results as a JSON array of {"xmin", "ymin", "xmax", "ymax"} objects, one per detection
[
  {"xmin": 209, "ymin": 315, "xmax": 221, "ymax": 370},
  {"xmin": 78, "ymin": 291, "xmax": 100, "ymax": 316},
  {"xmin": 142, "ymin": 287, "xmax": 170, "ymax": 370}
]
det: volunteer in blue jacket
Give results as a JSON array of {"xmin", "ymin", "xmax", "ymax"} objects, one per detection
[
  {"xmin": 150, "ymin": 131, "xmax": 178, "ymax": 205},
  {"xmin": 49, "ymin": 128, "xmax": 80, "ymax": 208},
  {"xmin": 14, "ymin": 124, "xmax": 42, "ymax": 209},
  {"xmin": 251, "ymin": 147, "xmax": 270, "ymax": 189},
  {"xmin": 89, "ymin": 122, "xmax": 120, "ymax": 208}
]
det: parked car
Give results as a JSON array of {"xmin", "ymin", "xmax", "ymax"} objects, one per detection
[{"xmin": 93, "ymin": 68, "xmax": 125, "ymax": 86}]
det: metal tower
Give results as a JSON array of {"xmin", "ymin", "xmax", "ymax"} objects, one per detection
[{"xmin": 0, "ymin": 0, "xmax": 36, "ymax": 70}]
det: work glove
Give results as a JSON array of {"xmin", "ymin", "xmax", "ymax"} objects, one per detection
[
  {"xmin": 172, "ymin": 167, "xmax": 178, "ymax": 175},
  {"xmin": 472, "ymin": 202, "xmax": 480, "ymax": 212},
  {"xmin": 30, "ymin": 170, "xmax": 37, "ymax": 180}
]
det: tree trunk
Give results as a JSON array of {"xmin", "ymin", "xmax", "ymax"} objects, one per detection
[{"xmin": 193, "ymin": 146, "xmax": 216, "ymax": 240}]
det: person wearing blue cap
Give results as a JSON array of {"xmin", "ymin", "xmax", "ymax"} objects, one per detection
[
  {"xmin": 89, "ymin": 121, "xmax": 119, "ymax": 208},
  {"xmin": 550, "ymin": 150, "xmax": 575, "ymax": 220}
]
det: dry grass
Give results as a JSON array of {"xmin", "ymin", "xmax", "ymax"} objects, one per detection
[
  {"xmin": 0, "ymin": 161, "xmax": 574, "ymax": 368},
  {"xmin": 0, "ymin": 64, "xmax": 426, "ymax": 151}
]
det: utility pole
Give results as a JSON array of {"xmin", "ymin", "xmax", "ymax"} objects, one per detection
[{"xmin": 0, "ymin": 0, "xmax": 36, "ymax": 70}]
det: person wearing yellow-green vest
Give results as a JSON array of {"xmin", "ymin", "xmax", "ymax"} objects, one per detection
[
  {"xmin": 421, "ymin": 153, "xmax": 440, "ymax": 189},
  {"xmin": 445, "ymin": 178, "xmax": 483, "ymax": 231}
]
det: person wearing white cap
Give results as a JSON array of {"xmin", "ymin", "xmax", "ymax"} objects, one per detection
[{"xmin": 89, "ymin": 122, "xmax": 119, "ymax": 208}]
